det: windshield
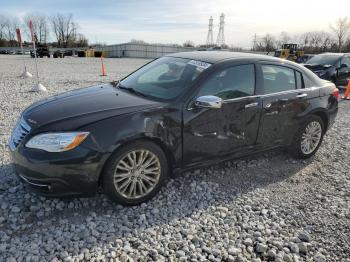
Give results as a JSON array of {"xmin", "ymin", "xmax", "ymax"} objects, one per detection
[
  {"xmin": 307, "ymin": 55, "xmax": 341, "ymax": 66},
  {"xmin": 119, "ymin": 57, "xmax": 211, "ymax": 100}
]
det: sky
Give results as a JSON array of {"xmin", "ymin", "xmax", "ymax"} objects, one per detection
[{"xmin": 3, "ymin": 0, "xmax": 350, "ymax": 48}]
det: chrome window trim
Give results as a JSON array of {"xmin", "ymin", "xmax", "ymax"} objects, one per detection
[
  {"xmin": 222, "ymin": 86, "xmax": 320, "ymax": 103},
  {"xmin": 188, "ymin": 86, "xmax": 320, "ymax": 109}
]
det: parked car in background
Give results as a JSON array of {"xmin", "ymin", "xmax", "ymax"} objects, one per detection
[
  {"xmin": 53, "ymin": 49, "xmax": 74, "ymax": 58},
  {"xmin": 9, "ymin": 52, "xmax": 338, "ymax": 205},
  {"xmin": 297, "ymin": 54, "xmax": 314, "ymax": 64},
  {"xmin": 16, "ymin": 50, "xmax": 23, "ymax": 55},
  {"xmin": 63, "ymin": 50, "xmax": 73, "ymax": 56},
  {"xmin": 31, "ymin": 47, "xmax": 50, "ymax": 58},
  {"xmin": 53, "ymin": 50, "xmax": 65, "ymax": 58},
  {"xmin": 303, "ymin": 53, "xmax": 350, "ymax": 87}
]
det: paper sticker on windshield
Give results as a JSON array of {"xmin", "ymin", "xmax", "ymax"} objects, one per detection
[{"xmin": 188, "ymin": 60, "xmax": 211, "ymax": 70}]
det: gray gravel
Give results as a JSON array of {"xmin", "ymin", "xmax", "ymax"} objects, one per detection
[{"xmin": 1, "ymin": 55, "xmax": 350, "ymax": 261}]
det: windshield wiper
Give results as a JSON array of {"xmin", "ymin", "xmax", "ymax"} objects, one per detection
[{"xmin": 116, "ymin": 83, "xmax": 148, "ymax": 98}]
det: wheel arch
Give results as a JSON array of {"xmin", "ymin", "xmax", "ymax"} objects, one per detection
[
  {"xmin": 98, "ymin": 136, "xmax": 176, "ymax": 186},
  {"xmin": 312, "ymin": 110, "xmax": 329, "ymax": 131}
]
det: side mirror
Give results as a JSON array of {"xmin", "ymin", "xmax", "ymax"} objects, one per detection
[
  {"xmin": 340, "ymin": 63, "xmax": 348, "ymax": 69},
  {"xmin": 195, "ymin": 95, "xmax": 223, "ymax": 109}
]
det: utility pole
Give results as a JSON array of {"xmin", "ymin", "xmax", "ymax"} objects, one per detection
[{"xmin": 253, "ymin": 33, "xmax": 257, "ymax": 51}]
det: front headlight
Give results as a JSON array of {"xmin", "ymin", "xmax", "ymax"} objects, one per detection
[{"xmin": 26, "ymin": 132, "xmax": 89, "ymax": 152}]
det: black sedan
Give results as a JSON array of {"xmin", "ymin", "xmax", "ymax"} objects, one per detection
[
  {"xmin": 30, "ymin": 47, "xmax": 50, "ymax": 58},
  {"xmin": 9, "ymin": 52, "xmax": 338, "ymax": 205},
  {"xmin": 303, "ymin": 53, "xmax": 350, "ymax": 87}
]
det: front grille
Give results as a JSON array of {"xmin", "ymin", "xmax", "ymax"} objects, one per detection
[{"xmin": 10, "ymin": 117, "xmax": 31, "ymax": 148}]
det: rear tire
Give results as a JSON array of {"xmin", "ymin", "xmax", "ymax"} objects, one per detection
[
  {"xmin": 102, "ymin": 140, "xmax": 168, "ymax": 205},
  {"xmin": 289, "ymin": 115, "xmax": 325, "ymax": 159}
]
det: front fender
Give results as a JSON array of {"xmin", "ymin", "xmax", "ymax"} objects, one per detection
[{"xmin": 82, "ymin": 107, "xmax": 183, "ymax": 173}]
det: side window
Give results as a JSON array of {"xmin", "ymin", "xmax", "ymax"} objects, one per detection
[
  {"xmin": 295, "ymin": 71, "xmax": 303, "ymax": 89},
  {"xmin": 262, "ymin": 65, "xmax": 296, "ymax": 94},
  {"xmin": 197, "ymin": 64, "xmax": 255, "ymax": 100},
  {"xmin": 303, "ymin": 74, "xmax": 315, "ymax": 88}
]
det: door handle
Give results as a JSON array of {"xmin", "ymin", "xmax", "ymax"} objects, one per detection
[
  {"xmin": 244, "ymin": 102, "xmax": 258, "ymax": 109},
  {"xmin": 296, "ymin": 93, "xmax": 308, "ymax": 98}
]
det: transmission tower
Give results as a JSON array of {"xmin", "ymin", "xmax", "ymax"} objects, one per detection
[
  {"xmin": 253, "ymin": 33, "xmax": 257, "ymax": 51},
  {"xmin": 206, "ymin": 16, "xmax": 214, "ymax": 47},
  {"xmin": 216, "ymin": 13, "xmax": 225, "ymax": 46}
]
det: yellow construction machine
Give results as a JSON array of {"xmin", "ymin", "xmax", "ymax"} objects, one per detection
[{"xmin": 274, "ymin": 44, "xmax": 304, "ymax": 62}]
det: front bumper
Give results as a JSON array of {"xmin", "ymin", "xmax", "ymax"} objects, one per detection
[{"xmin": 9, "ymin": 144, "xmax": 106, "ymax": 197}]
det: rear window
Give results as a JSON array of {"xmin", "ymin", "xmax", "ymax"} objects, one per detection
[
  {"xmin": 303, "ymin": 74, "xmax": 316, "ymax": 88},
  {"xmin": 262, "ymin": 65, "xmax": 296, "ymax": 94}
]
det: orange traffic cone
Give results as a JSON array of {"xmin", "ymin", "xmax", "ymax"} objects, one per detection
[
  {"xmin": 343, "ymin": 80, "xmax": 350, "ymax": 100},
  {"xmin": 100, "ymin": 56, "xmax": 107, "ymax": 76}
]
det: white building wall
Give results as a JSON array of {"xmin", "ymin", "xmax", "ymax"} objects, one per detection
[{"xmin": 96, "ymin": 43, "xmax": 196, "ymax": 58}]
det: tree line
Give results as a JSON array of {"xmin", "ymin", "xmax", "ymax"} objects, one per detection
[
  {"xmin": 1, "ymin": 14, "xmax": 350, "ymax": 53},
  {"xmin": 0, "ymin": 13, "xmax": 88, "ymax": 48},
  {"xmin": 252, "ymin": 17, "xmax": 350, "ymax": 53}
]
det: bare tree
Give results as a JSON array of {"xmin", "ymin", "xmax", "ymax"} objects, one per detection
[
  {"xmin": 23, "ymin": 13, "xmax": 49, "ymax": 44},
  {"xmin": 319, "ymin": 31, "xmax": 333, "ymax": 52},
  {"xmin": 128, "ymin": 39, "xmax": 147, "ymax": 44},
  {"xmin": 50, "ymin": 13, "xmax": 78, "ymax": 47},
  {"xmin": 183, "ymin": 40, "xmax": 195, "ymax": 47},
  {"xmin": 330, "ymin": 17, "xmax": 350, "ymax": 52},
  {"xmin": 261, "ymin": 34, "xmax": 275, "ymax": 52},
  {"xmin": 1, "ymin": 15, "xmax": 20, "ymax": 46},
  {"xmin": 298, "ymin": 32, "xmax": 309, "ymax": 48},
  {"xmin": 0, "ymin": 14, "xmax": 7, "ymax": 40},
  {"xmin": 279, "ymin": 31, "xmax": 291, "ymax": 44},
  {"xmin": 74, "ymin": 33, "xmax": 88, "ymax": 47},
  {"xmin": 309, "ymin": 31, "xmax": 323, "ymax": 49}
]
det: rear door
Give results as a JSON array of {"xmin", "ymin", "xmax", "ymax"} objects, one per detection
[
  {"xmin": 257, "ymin": 63, "xmax": 319, "ymax": 146},
  {"xmin": 337, "ymin": 55, "xmax": 350, "ymax": 86}
]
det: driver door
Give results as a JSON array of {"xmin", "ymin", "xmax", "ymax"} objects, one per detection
[{"xmin": 182, "ymin": 63, "xmax": 262, "ymax": 166}]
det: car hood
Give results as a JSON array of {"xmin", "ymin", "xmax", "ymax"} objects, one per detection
[
  {"xmin": 303, "ymin": 63, "xmax": 333, "ymax": 71},
  {"xmin": 23, "ymin": 84, "xmax": 163, "ymax": 132}
]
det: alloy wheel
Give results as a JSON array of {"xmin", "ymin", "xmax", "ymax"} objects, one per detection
[
  {"xmin": 300, "ymin": 121, "xmax": 322, "ymax": 155},
  {"xmin": 113, "ymin": 149, "xmax": 161, "ymax": 199}
]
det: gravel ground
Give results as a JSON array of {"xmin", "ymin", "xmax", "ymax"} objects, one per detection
[{"xmin": 0, "ymin": 55, "xmax": 349, "ymax": 262}]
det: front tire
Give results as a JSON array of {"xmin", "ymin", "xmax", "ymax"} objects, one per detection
[
  {"xmin": 102, "ymin": 140, "xmax": 168, "ymax": 205},
  {"xmin": 289, "ymin": 115, "xmax": 325, "ymax": 159}
]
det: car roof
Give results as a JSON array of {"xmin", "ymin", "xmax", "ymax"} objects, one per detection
[
  {"xmin": 167, "ymin": 51, "xmax": 280, "ymax": 64},
  {"xmin": 315, "ymin": 53, "xmax": 346, "ymax": 56}
]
